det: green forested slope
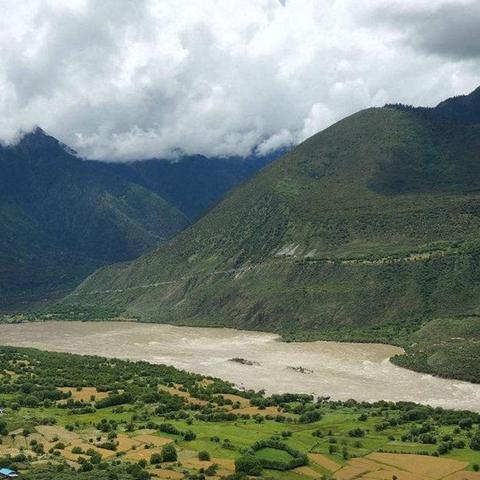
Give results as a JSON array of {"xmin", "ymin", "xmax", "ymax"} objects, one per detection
[
  {"xmin": 0, "ymin": 129, "xmax": 188, "ymax": 307},
  {"xmin": 0, "ymin": 129, "xmax": 277, "ymax": 308},
  {"xmin": 66, "ymin": 89, "xmax": 480, "ymax": 381}
]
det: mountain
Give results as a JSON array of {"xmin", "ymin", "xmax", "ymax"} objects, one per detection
[
  {"xmin": 0, "ymin": 128, "xmax": 188, "ymax": 307},
  {"xmin": 127, "ymin": 152, "xmax": 281, "ymax": 220},
  {"xmin": 66, "ymin": 87, "xmax": 480, "ymax": 382},
  {"xmin": 0, "ymin": 129, "xmax": 277, "ymax": 308},
  {"xmin": 435, "ymin": 86, "xmax": 480, "ymax": 124}
]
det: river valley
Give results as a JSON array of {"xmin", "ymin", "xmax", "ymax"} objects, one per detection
[{"xmin": 0, "ymin": 321, "xmax": 479, "ymax": 411}]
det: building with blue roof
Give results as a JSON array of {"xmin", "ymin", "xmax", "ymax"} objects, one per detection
[{"xmin": 0, "ymin": 468, "xmax": 18, "ymax": 478}]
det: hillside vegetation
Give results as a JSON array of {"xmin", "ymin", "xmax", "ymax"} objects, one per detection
[
  {"xmin": 65, "ymin": 88, "xmax": 480, "ymax": 382},
  {"xmin": 0, "ymin": 129, "xmax": 276, "ymax": 309}
]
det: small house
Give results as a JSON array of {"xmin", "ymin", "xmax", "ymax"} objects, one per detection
[{"xmin": 0, "ymin": 468, "xmax": 18, "ymax": 478}]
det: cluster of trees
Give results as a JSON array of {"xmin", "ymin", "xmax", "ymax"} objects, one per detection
[{"xmin": 236, "ymin": 438, "xmax": 308, "ymax": 473}]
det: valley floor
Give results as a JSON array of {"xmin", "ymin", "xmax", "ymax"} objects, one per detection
[
  {"xmin": 0, "ymin": 321, "xmax": 479, "ymax": 411},
  {"xmin": 0, "ymin": 347, "xmax": 479, "ymax": 480}
]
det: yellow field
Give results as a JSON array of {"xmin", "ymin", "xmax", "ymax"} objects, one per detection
[
  {"xmin": 222, "ymin": 394, "xmax": 250, "ymax": 408},
  {"xmin": 0, "ymin": 447, "xmax": 22, "ymax": 457},
  {"xmin": 294, "ymin": 466, "xmax": 323, "ymax": 478},
  {"xmin": 230, "ymin": 405, "xmax": 280, "ymax": 415},
  {"xmin": 116, "ymin": 433, "xmax": 143, "ymax": 451},
  {"xmin": 150, "ymin": 468, "xmax": 185, "ymax": 479},
  {"xmin": 61, "ymin": 448, "xmax": 89, "ymax": 462},
  {"xmin": 159, "ymin": 385, "xmax": 208, "ymax": 406},
  {"xmin": 328, "ymin": 453, "xmax": 472, "ymax": 480},
  {"xmin": 58, "ymin": 386, "xmax": 109, "ymax": 402},
  {"xmin": 366, "ymin": 453, "xmax": 468, "ymax": 479},
  {"xmin": 309, "ymin": 453, "xmax": 342, "ymax": 472},
  {"xmin": 133, "ymin": 434, "xmax": 173, "ymax": 446},
  {"xmin": 70, "ymin": 440, "xmax": 117, "ymax": 459},
  {"xmin": 35, "ymin": 425, "xmax": 80, "ymax": 443},
  {"xmin": 444, "ymin": 472, "xmax": 480, "ymax": 480},
  {"xmin": 124, "ymin": 446, "xmax": 165, "ymax": 461},
  {"xmin": 334, "ymin": 464, "xmax": 372, "ymax": 480},
  {"xmin": 180, "ymin": 458, "xmax": 213, "ymax": 469}
]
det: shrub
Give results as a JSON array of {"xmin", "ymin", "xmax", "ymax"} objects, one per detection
[
  {"xmin": 470, "ymin": 433, "xmax": 480, "ymax": 451},
  {"xmin": 79, "ymin": 461, "xmax": 93, "ymax": 472},
  {"xmin": 459, "ymin": 418, "xmax": 473, "ymax": 429},
  {"xmin": 159, "ymin": 423, "xmax": 180, "ymax": 435},
  {"xmin": 299, "ymin": 410, "xmax": 322, "ymax": 423},
  {"xmin": 95, "ymin": 392, "xmax": 133, "ymax": 409},
  {"xmin": 235, "ymin": 455, "xmax": 263, "ymax": 476},
  {"xmin": 419, "ymin": 433, "xmax": 437, "ymax": 445},
  {"xmin": 199, "ymin": 451, "xmax": 211, "ymax": 461},
  {"xmin": 348, "ymin": 428, "xmax": 365, "ymax": 438},
  {"xmin": 161, "ymin": 444, "xmax": 177, "ymax": 462},
  {"xmin": 183, "ymin": 430, "xmax": 196, "ymax": 441},
  {"xmin": 150, "ymin": 453, "xmax": 162, "ymax": 465},
  {"xmin": 205, "ymin": 464, "xmax": 218, "ymax": 476},
  {"xmin": 329, "ymin": 445, "xmax": 337, "ymax": 454}
]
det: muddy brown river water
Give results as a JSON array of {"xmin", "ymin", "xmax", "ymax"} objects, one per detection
[{"xmin": 0, "ymin": 321, "xmax": 479, "ymax": 411}]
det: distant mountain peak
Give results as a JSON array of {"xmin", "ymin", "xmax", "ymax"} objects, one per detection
[
  {"xmin": 434, "ymin": 85, "xmax": 480, "ymax": 124},
  {"xmin": 32, "ymin": 125, "xmax": 47, "ymax": 135},
  {"xmin": 18, "ymin": 125, "xmax": 57, "ymax": 145},
  {"xmin": 385, "ymin": 85, "xmax": 480, "ymax": 125},
  {"xmin": 15, "ymin": 126, "xmax": 79, "ymax": 158}
]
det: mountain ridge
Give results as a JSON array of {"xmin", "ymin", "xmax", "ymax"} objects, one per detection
[
  {"xmin": 65, "ymin": 87, "xmax": 480, "ymax": 382},
  {"xmin": 0, "ymin": 129, "xmax": 278, "ymax": 308}
]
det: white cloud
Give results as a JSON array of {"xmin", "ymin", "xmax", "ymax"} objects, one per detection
[{"xmin": 0, "ymin": 0, "xmax": 479, "ymax": 160}]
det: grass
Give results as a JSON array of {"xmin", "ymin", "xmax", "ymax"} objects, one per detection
[{"xmin": 255, "ymin": 447, "xmax": 295, "ymax": 462}]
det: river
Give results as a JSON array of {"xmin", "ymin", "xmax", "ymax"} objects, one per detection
[{"xmin": 0, "ymin": 321, "xmax": 479, "ymax": 411}]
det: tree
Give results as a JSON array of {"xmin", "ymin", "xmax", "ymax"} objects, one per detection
[
  {"xmin": 235, "ymin": 455, "xmax": 262, "ymax": 476},
  {"xmin": 0, "ymin": 421, "xmax": 7, "ymax": 436},
  {"xmin": 458, "ymin": 418, "xmax": 473, "ymax": 429},
  {"xmin": 150, "ymin": 453, "xmax": 163, "ymax": 465},
  {"xmin": 199, "ymin": 450, "xmax": 211, "ymax": 461},
  {"xmin": 348, "ymin": 428, "xmax": 365, "ymax": 438},
  {"xmin": 299, "ymin": 410, "xmax": 322, "ymax": 423},
  {"xmin": 79, "ymin": 461, "xmax": 93, "ymax": 472},
  {"xmin": 205, "ymin": 464, "xmax": 218, "ymax": 476},
  {"xmin": 161, "ymin": 444, "xmax": 177, "ymax": 462},
  {"xmin": 183, "ymin": 430, "xmax": 196, "ymax": 441},
  {"xmin": 328, "ymin": 445, "xmax": 338, "ymax": 455},
  {"xmin": 470, "ymin": 433, "xmax": 480, "ymax": 451}
]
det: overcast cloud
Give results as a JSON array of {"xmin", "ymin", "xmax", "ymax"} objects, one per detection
[{"xmin": 0, "ymin": 0, "xmax": 479, "ymax": 160}]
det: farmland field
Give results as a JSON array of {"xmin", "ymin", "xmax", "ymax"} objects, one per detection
[{"xmin": 0, "ymin": 346, "xmax": 479, "ymax": 479}]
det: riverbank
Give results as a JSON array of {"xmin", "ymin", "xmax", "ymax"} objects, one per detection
[
  {"xmin": 3, "ymin": 307, "xmax": 479, "ymax": 385},
  {"xmin": 0, "ymin": 321, "xmax": 479, "ymax": 411}
]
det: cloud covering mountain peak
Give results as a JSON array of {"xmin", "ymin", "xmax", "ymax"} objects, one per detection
[{"xmin": 0, "ymin": 0, "xmax": 479, "ymax": 161}]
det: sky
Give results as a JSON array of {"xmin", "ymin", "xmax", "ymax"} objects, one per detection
[{"xmin": 0, "ymin": 0, "xmax": 479, "ymax": 161}]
